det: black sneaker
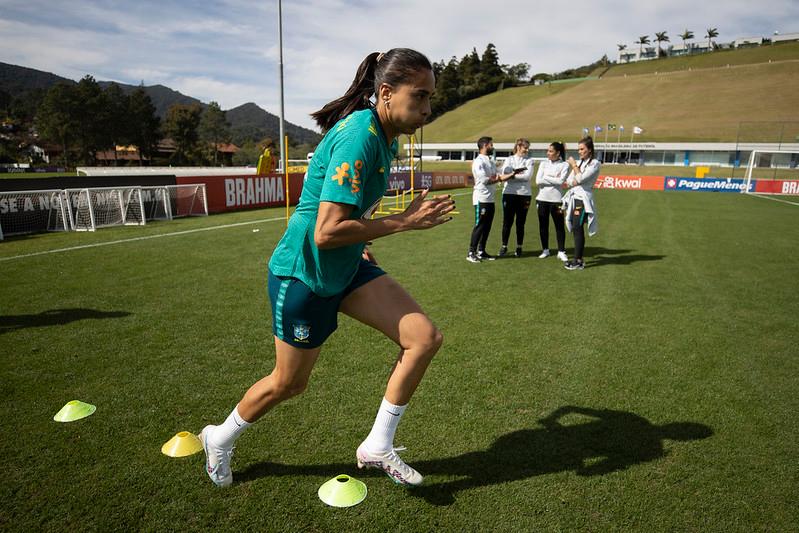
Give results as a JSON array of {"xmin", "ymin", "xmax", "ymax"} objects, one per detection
[
  {"xmin": 498, "ymin": 245, "xmax": 508, "ymax": 257},
  {"xmin": 477, "ymin": 251, "xmax": 496, "ymax": 261},
  {"xmin": 564, "ymin": 260, "xmax": 584, "ymax": 270},
  {"xmin": 514, "ymin": 247, "xmax": 522, "ymax": 258},
  {"xmin": 466, "ymin": 252, "xmax": 482, "ymax": 263}
]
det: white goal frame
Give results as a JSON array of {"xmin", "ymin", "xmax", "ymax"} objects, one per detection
[
  {"xmin": 65, "ymin": 186, "xmax": 146, "ymax": 232},
  {"xmin": 139, "ymin": 184, "xmax": 208, "ymax": 220},
  {"xmin": 0, "ymin": 189, "xmax": 70, "ymax": 240},
  {"xmin": 742, "ymin": 149, "xmax": 799, "ymax": 195}
]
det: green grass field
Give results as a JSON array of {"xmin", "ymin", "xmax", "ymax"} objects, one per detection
[{"xmin": 1, "ymin": 190, "xmax": 798, "ymax": 531}]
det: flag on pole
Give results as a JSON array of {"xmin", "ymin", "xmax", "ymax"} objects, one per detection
[
  {"xmin": 633, "ymin": 126, "xmax": 643, "ymax": 134},
  {"xmin": 582, "ymin": 127, "xmax": 589, "ymax": 135},
  {"xmin": 594, "ymin": 124, "xmax": 602, "ymax": 133},
  {"xmin": 608, "ymin": 123, "xmax": 616, "ymax": 131},
  {"xmin": 619, "ymin": 125, "xmax": 625, "ymax": 131}
]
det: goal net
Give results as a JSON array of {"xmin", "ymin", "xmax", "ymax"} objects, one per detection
[
  {"xmin": 742, "ymin": 150, "xmax": 799, "ymax": 197},
  {"xmin": 0, "ymin": 189, "xmax": 70, "ymax": 240},
  {"xmin": 66, "ymin": 186, "xmax": 146, "ymax": 231},
  {"xmin": 139, "ymin": 184, "xmax": 208, "ymax": 220}
]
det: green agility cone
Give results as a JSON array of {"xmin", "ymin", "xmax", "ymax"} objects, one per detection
[
  {"xmin": 161, "ymin": 431, "xmax": 203, "ymax": 457},
  {"xmin": 53, "ymin": 400, "xmax": 96, "ymax": 422},
  {"xmin": 318, "ymin": 475, "xmax": 367, "ymax": 507}
]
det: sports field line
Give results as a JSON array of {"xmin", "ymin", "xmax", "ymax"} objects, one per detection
[
  {"xmin": 743, "ymin": 192, "xmax": 799, "ymax": 207},
  {"xmin": 0, "ymin": 216, "xmax": 287, "ymax": 263}
]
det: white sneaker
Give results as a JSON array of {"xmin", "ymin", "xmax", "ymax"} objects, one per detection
[
  {"xmin": 557, "ymin": 251, "xmax": 568, "ymax": 262},
  {"xmin": 200, "ymin": 425, "xmax": 234, "ymax": 487},
  {"xmin": 356, "ymin": 443, "xmax": 423, "ymax": 486},
  {"xmin": 538, "ymin": 249, "xmax": 550, "ymax": 259}
]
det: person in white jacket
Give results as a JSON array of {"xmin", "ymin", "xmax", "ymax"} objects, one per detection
[
  {"xmin": 534, "ymin": 141, "xmax": 569, "ymax": 261},
  {"xmin": 562, "ymin": 136, "xmax": 601, "ymax": 270},
  {"xmin": 468, "ymin": 136, "xmax": 514, "ymax": 262},
  {"xmin": 498, "ymin": 138, "xmax": 535, "ymax": 257}
]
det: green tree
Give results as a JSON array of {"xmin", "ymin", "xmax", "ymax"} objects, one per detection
[
  {"xmin": 479, "ymin": 43, "xmax": 504, "ymax": 93},
  {"xmin": 128, "ymin": 87, "xmax": 161, "ymax": 166},
  {"xmin": 705, "ymin": 28, "xmax": 719, "ymax": 51},
  {"xmin": 163, "ymin": 103, "xmax": 202, "ymax": 165},
  {"xmin": 430, "ymin": 56, "xmax": 460, "ymax": 119},
  {"xmin": 637, "ymin": 35, "xmax": 651, "ymax": 57},
  {"xmin": 502, "ymin": 63, "xmax": 530, "ymax": 86},
  {"xmin": 458, "ymin": 49, "xmax": 481, "ymax": 101},
  {"xmin": 104, "ymin": 83, "xmax": 131, "ymax": 166},
  {"xmin": 36, "ymin": 83, "xmax": 80, "ymax": 168},
  {"xmin": 680, "ymin": 29, "xmax": 694, "ymax": 54},
  {"xmin": 199, "ymin": 101, "xmax": 230, "ymax": 165},
  {"xmin": 655, "ymin": 31, "xmax": 670, "ymax": 57}
]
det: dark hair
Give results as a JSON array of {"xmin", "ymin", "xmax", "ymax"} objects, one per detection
[
  {"xmin": 550, "ymin": 141, "xmax": 565, "ymax": 160},
  {"xmin": 311, "ymin": 48, "xmax": 433, "ymax": 132},
  {"xmin": 578, "ymin": 136, "xmax": 595, "ymax": 161},
  {"xmin": 477, "ymin": 136, "xmax": 493, "ymax": 150}
]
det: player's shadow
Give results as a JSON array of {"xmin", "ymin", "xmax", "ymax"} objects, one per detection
[
  {"xmin": 236, "ymin": 406, "xmax": 712, "ymax": 506},
  {"xmin": 584, "ymin": 246, "xmax": 665, "ymax": 267},
  {"xmin": 0, "ymin": 308, "xmax": 131, "ymax": 334}
]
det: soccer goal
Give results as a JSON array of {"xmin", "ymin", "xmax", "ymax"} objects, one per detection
[
  {"xmin": 66, "ymin": 186, "xmax": 146, "ymax": 231},
  {"xmin": 139, "ymin": 184, "xmax": 208, "ymax": 221},
  {"xmin": 0, "ymin": 189, "xmax": 70, "ymax": 240},
  {"xmin": 742, "ymin": 150, "xmax": 799, "ymax": 197}
]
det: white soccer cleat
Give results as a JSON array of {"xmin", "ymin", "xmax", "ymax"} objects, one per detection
[
  {"xmin": 557, "ymin": 251, "xmax": 569, "ymax": 262},
  {"xmin": 200, "ymin": 425, "xmax": 234, "ymax": 487},
  {"xmin": 356, "ymin": 444, "xmax": 423, "ymax": 486},
  {"xmin": 538, "ymin": 249, "xmax": 550, "ymax": 258}
]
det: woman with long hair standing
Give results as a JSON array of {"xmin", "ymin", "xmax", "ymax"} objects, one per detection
[
  {"xmin": 563, "ymin": 136, "xmax": 601, "ymax": 270},
  {"xmin": 534, "ymin": 141, "xmax": 569, "ymax": 261},
  {"xmin": 199, "ymin": 48, "xmax": 455, "ymax": 488}
]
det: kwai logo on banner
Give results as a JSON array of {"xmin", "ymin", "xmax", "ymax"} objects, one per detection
[{"xmin": 594, "ymin": 176, "xmax": 665, "ymax": 191}]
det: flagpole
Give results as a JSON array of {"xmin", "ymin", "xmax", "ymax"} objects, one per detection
[
  {"xmin": 604, "ymin": 126, "xmax": 609, "ymax": 163},
  {"xmin": 616, "ymin": 127, "xmax": 622, "ymax": 163},
  {"xmin": 278, "ymin": 0, "xmax": 286, "ymax": 176},
  {"xmin": 628, "ymin": 130, "xmax": 634, "ymax": 163}
]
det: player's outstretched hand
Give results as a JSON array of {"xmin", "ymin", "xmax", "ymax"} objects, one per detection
[{"xmin": 402, "ymin": 188, "xmax": 456, "ymax": 229}]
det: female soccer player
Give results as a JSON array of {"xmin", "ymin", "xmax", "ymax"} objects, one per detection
[
  {"xmin": 563, "ymin": 136, "xmax": 601, "ymax": 270},
  {"xmin": 534, "ymin": 141, "xmax": 569, "ymax": 261},
  {"xmin": 498, "ymin": 138, "xmax": 534, "ymax": 258},
  {"xmin": 200, "ymin": 49, "xmax": 455, "ymax": 487}
]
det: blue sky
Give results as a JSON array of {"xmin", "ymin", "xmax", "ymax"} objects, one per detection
[{"xmin": 1, "ymin": 0, "xmax": 797, "ymax": 131}]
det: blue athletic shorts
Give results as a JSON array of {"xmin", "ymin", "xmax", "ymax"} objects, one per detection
[{"xmin": 268, "ymin": 259, "xmax": 386, "ymax": 348}]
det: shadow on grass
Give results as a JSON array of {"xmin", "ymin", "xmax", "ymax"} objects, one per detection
[
  {"xmin": 0, "ymin": 308, "xmax": 131, "ymax": 334},
  {"xmin": 236, "ymin": 406, "xmax": 712, "ymax": 505},
  {"xmin": 583, "ymin": 246, "xmax": 666, "ymax": 267}
]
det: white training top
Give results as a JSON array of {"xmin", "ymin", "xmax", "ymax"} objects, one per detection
[
  {"xmin": 499, "ymin": 154, "xmax": 534, "ymax": 196},
  {"xmin": 535, "ymin": 159, "xmax": 569, "ymax": 202},
  {"xmin": 472, "ymin": 154, "xmax": 498, "ymax": 204},
  {"xmin": 567, "ymin": 158, "xmax": 601, "ymax": 193}
]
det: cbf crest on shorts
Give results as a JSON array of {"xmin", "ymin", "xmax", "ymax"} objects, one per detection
[{"xmin": 293, "ymin": 324, "xmax": 311, "ymax": 342}]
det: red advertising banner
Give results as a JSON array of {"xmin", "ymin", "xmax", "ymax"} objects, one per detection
[
  {"xmin": 176, "ymin": 173, "xmax": 305, "ymax": 213},
  {"xmin": 594, "ymin": 175, "xmax": 665, "ymax": 190},
  {"xmin": 754, "ymin": 179, "xmax": 799, "ymax": 195}
]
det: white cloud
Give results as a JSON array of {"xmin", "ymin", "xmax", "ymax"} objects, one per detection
[{"xmin": 2, "ymin": 0, "xmax": 797, "ymax": 131}]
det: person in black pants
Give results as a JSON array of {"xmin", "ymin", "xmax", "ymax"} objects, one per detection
[
  {"xmin": 498, "ymin": 138, "xmax": 534, "ymax": 257},
  {"xmin": 563, "ymin": 136, "xmax": 601, "ymax": 270},
  {"xmin": 534, "ymin": 141, "xmax": 570, "ymax": 261},
  {"xmin": 468, "ymin": 136, "xmax": 513, "ymax": 262}
]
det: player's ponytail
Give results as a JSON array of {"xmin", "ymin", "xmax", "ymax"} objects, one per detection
[
  {"xmin": 311, "ymin": 48, "xmax": 433, "ymax": 132},
  {"xmin": 578, "ymin": 136, "xmax": 595, "ymax": 163},
  {"xmin": 550, "ymin": 141, "xmax": 565, "ymax": 161}
]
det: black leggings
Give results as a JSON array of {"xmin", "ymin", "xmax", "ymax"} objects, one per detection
[
  {"xmin": 569, "ymin": 199, "xmax": 587, "ymax": 261},
  {"xmin": 537, "ymin": 200, "xmax": 566, "ymax": 252},
  {"xmin": 469, "ymin": 202, "xmax": 495, "ymax": 253},
  {"xmin": 501, "ymin": 194, "xmax": 531, "ymax": 247}
]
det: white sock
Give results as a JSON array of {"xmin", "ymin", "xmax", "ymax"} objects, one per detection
[
  {"xmin": 363, "ymin": 398, "xmax": 407, "ymax": 453},
  {"xmin": 210, "ymin": 405, "xmax": 251, "ymax": 449}
]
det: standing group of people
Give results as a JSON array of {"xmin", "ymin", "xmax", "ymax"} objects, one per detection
[{"xmin": 467, "ymin": 135, "xmax": 601, "ymax": 270}]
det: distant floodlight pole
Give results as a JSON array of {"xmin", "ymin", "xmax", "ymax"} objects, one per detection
[{"xmin": 278, "ymin": 0, "xmax": 286, "ymax": 175}]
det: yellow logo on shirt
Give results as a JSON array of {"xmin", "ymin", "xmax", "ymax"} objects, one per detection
[
  {"xmin": 336, "ymin": 114, "xmax": 354, "ymax": 132},
  {"xmin": 368, "ymin": 122, "xmax": 378, "ymax": 137},
  {"xmin": 352, "ymin": 160, "xmax": 363, "ymax": 193},
  {"xmin": 332, "ymin": 162, "xmax": 350, "ymax": 185}
]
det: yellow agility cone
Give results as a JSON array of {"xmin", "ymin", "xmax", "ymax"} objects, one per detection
[
  {"xmin": 54, "ymin": 400, "xmax": 96, "ymax": 422},
  {"xmin": 318, "ymin": 474, "xmax": 367, "ymax": 507},
  {"xmin": 161, "ymin": 431, "xmax": 203, "ymax": 457}
]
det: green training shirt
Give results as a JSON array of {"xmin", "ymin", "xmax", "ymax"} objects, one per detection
[{"xmin": 268, "ymin": 108, "xmax": 398, "ymax": 296}]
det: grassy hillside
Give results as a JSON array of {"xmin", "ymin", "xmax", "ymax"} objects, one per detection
[{"xmin": 424, "ymin": 44, "xmax": 799, "ymax": 143}]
